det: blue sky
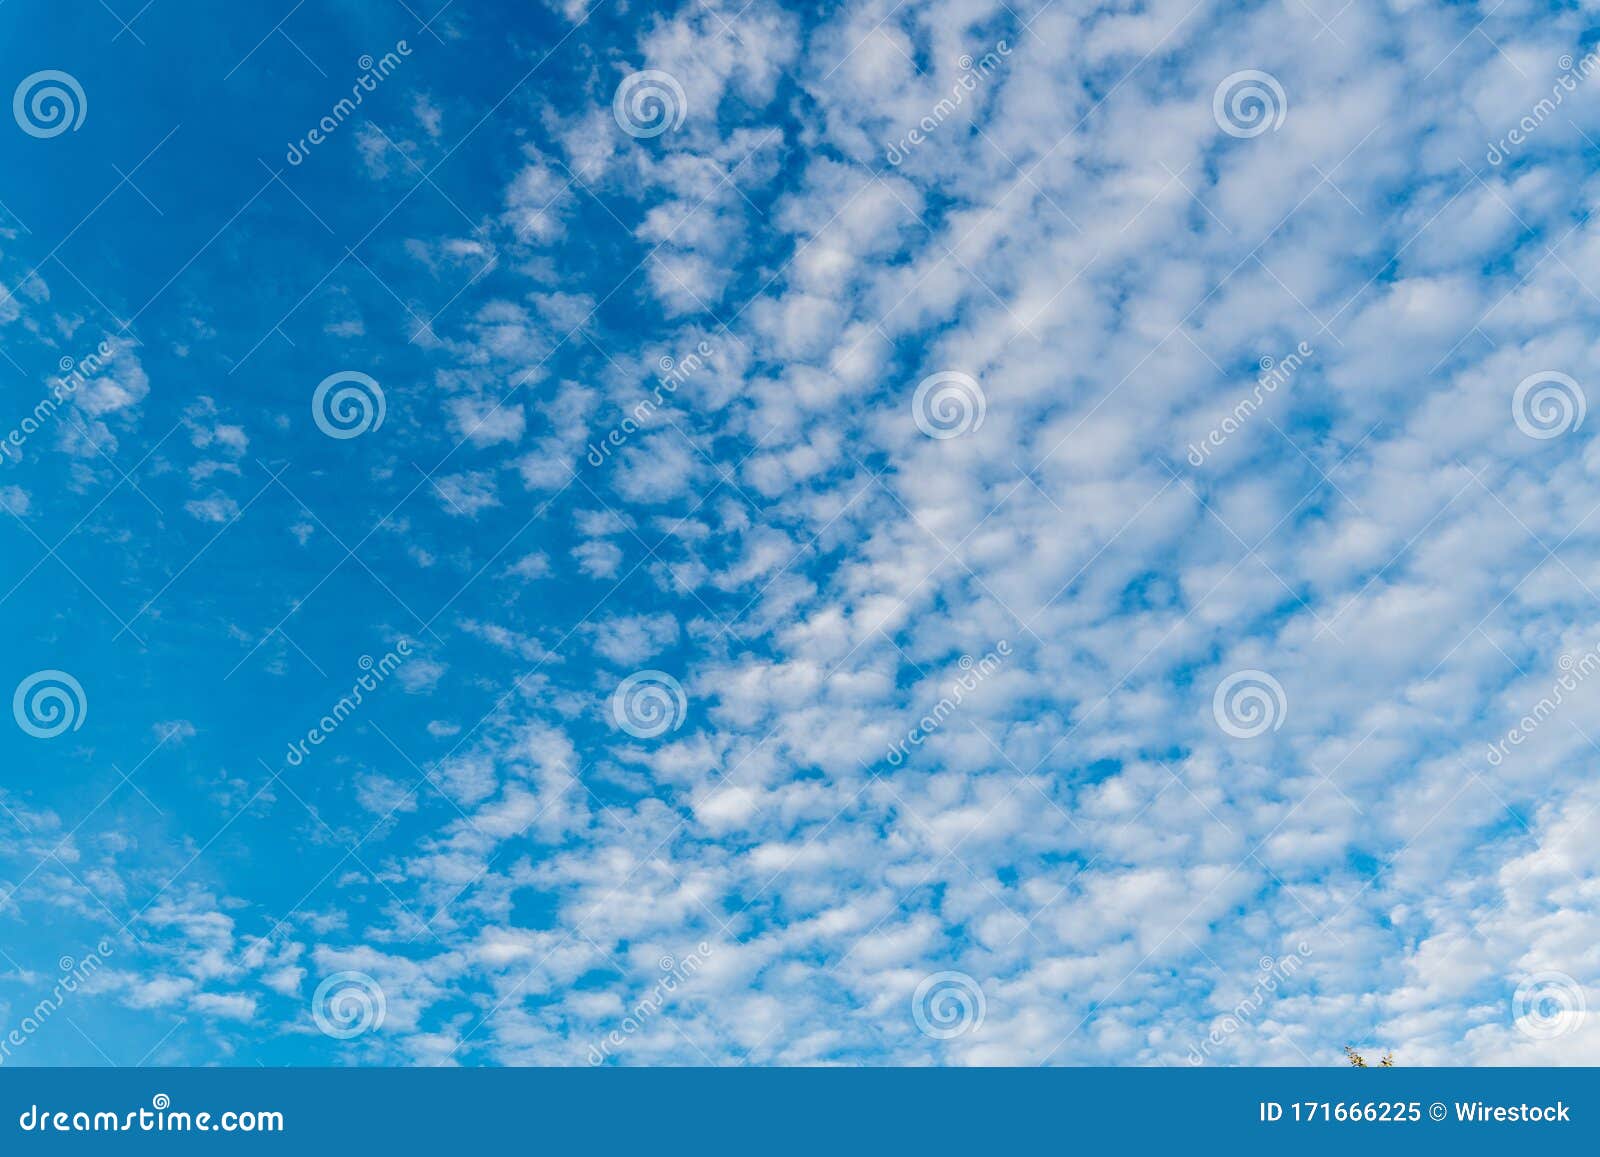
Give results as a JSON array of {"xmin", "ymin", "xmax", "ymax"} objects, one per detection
[{"xmin": 1, "ymin": 0, "xmax": 1599, "ymax": 1066}]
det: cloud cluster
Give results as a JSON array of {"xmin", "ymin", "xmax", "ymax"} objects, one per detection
[{"xmin": 5, "ymin": 0, "xmax": 1600, "ymax": 1068}]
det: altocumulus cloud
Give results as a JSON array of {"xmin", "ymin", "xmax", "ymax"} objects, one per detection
[{"xmin": 0, "ymin": 0, "xmax": 1598, "ymax": 1069}]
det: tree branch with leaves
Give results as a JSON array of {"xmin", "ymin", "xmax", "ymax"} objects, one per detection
[{"xmin": 1344, "ymin": 1046, "xmax": 1394, "ymax": 1067}]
